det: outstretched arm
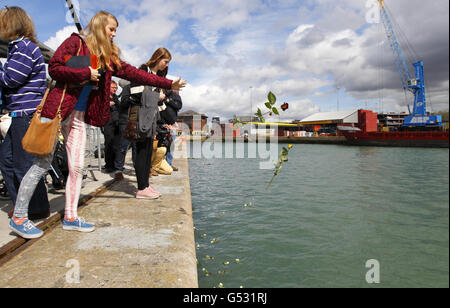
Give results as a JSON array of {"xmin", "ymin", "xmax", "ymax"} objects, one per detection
[{"xmin": 114, "ymin": 61, "xmax": 186, "ymax": 91}]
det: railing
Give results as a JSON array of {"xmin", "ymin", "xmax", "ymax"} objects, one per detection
[{"xmin": 84, "ymin": 126, "xmax": 103, "ymax": 181}]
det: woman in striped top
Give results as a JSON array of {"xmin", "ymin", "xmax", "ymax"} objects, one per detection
[{"xmin": 0, "ymin": 6, "xmax": 50, "ymax": 230}]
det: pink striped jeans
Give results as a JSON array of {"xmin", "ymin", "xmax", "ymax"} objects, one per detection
[{"xmin": 14, "ymin": 110, "xmax": 87, "ymax": 221}]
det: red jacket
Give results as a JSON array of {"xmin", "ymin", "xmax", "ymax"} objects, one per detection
[{"xmin": 41, "ymin": 33, "xmax": 173, "ymax": 127}]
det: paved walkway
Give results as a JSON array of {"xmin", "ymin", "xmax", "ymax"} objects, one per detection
[
  {"xmin": 0, "ymin": 151, "xmax": 198, "ymax": 287},
  {"xmin": 0, "ymin": 165, "xmax": 113, "ymax": 248}
]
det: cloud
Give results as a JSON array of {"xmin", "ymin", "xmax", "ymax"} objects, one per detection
[
  {"xmin": 172, "ymin": 51, "xmax": 218, "ymax": 69},
  {"xmin": 116, "ymin": 14, "xmax": 178, "ymax": 49},
  {"xmin": 44, "ymin": 26, "xmax": 78, "ymax": 50},
  {"xmin": 190, "ymin": 25, "xmax": 220, "ymax": 53},
  {"xmin": 40, "ymin": 0, "xmax": 448, "ymax": 121}
]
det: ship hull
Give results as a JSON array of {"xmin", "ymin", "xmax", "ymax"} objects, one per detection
[{"xmin": 341, "ymin": 131, "xmax": 449, "ymax": 148}]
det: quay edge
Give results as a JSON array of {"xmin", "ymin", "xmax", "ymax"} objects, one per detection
[{"xmin": 0, "ymin": 156, "xmax": 198, "ymax": 288}]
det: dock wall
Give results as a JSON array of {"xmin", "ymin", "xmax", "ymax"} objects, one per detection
[{"xmin": 0, "ymin": 157, "xmax": 198, "ymax": 288}]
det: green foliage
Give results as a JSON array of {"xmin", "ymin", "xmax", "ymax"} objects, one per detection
[
  {"xmin": 233, "ymin": 115, "xmax": 244, "ymax": 128},
  {"xmin": 256, "ymin": 108, "xmax": 265, "ymax": 122},
  {"xmin": 266, "ymin": 144, "xmax": 293, "ymax": 190},
  {"xmin": 268, "ymin": 92, "xmax": 276, "ymax": 105},
  {"xmin": 254, "ymin": 92, "xmax": 286, "ymax": 122}
]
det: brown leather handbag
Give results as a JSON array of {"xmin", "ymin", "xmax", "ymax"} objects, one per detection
[
  {"xmin": 22, "ymin": 39, "xmax": 82, "ymax": 156},
  {"xmin": 123, "ymin": 105, "xmax": 146, "ymax": 142},
  {"xmin": 22, "ymin": 84, "xmax": 67, "ymax": 156}
]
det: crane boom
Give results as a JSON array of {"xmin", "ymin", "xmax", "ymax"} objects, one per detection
[{"xmin": 378, "ymin": 0, "xmax": 412, "ymax": 92}]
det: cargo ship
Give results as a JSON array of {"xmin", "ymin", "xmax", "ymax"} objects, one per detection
[
  {"xmin": 340, "ymin": 128, "xmax": 449, "ymax": 148},
  {"xmin": 338, "ymin": 110, "xmax": 449, "ymax": 148}
]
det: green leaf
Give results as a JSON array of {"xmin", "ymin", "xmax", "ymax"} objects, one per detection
[
  {"xmin": 272, "ymin": 107, "xmax": 279, "ymax": 115},
  {"xmin": 268, "ymin": 92, "xmax": 276, "ymax": 105},
  {"xmin": 265, "ymin": 102, "xmax": 272, "ymax": 109}
]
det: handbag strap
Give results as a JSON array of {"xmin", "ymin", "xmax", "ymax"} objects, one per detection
[
  {"xmin": 54, "ymin": 84, "xmax": 68, "ymax": 118},
  {"xmin": 35, "ymin": 39, "xmax": 83, "ymax": 118}
]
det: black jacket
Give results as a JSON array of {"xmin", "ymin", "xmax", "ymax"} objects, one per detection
[
  {"xmin": 159, "ymin": 90, "xmax": 182, "ymax": 125},
  {"xmin": 105, "ymin": 94, "xmax": 127, "ymax": 128}
]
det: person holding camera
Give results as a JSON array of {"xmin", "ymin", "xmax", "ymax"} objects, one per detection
[
  {"xmin": 152, "ymin": 89, "xmax": 182, "ymax": 175},
  {"xmin": 10, "ymin": 12, "xmax": 186, "ymax": 239},
  {"xmin": 159, "ymin": 89, "xmax": 182, "ymax": 171}
]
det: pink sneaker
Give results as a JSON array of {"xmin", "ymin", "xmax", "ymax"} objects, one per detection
[
  {"xmin": 136, "ymin": 187, "xmax": 160, "ymax": 200},
  {"xmin": 147, "ymin": 185, "xmax": 161, "ymax": 197}
]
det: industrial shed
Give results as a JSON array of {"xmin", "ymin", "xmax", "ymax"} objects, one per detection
[
  {"xmin": 299, "ymin": 110, "xmax": 359, "ymax": 135},
  {"xmin": 300, "ymin": 110, "xmax": 359, "ymax": 125}
]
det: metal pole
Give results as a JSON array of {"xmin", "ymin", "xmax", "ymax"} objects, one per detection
[
  {"xmin": 65, "ymin": 0, "xmax": 83, "ymax": 32},
  {"xmin": 336, "ymin": 86, "xmax": 340, "ymax": 111},
  {"xmin": 96, "ymin": 128, "xmax": 102, "ymax": 171},
  {"xmin": 249, "ymin": 86, "xmax": 253, "ymax": 136},
  {"xmin": 249, "ymin": 86, "xmax": 253, "ymax": 120}
]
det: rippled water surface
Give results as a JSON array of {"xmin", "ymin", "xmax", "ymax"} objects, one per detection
[{"xmin": 189, "ymin": 143, "xmax": 449, "ymax": 288}]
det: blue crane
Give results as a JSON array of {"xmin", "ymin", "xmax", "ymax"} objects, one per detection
[{"xmin": 378, "ymin": 0, "xmax": 442, "ymax": 127}]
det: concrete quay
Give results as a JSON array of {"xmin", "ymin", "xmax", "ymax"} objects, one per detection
[{"xmin": 0, "ymin": 156, "xmax": 198, "ymax": 288}]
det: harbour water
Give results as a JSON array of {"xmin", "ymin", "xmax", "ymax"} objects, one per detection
[{"xmin": 189, "ymin": 142, "xmax": 449, "ymax": 288}]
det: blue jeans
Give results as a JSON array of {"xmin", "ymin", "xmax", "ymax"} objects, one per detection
[
  {"xmin": 166, "ymin": 130, "xmax": 176, "ymax": 166},
  {"xmin": 0, "ymin": 114, "xmax": 50, "ymax": 214},
  {"xmin": 14, "ymin": 112, "xmax": 87, "ymax": 220}
]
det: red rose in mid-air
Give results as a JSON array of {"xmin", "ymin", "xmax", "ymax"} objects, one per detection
[{"xmin": 281, "ymin": 102, "xmax": 289, "ymax": 111}]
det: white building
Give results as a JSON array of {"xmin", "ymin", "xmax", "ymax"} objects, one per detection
[{"xmin": 300, "ymin": 110, "xmax": 359, "ymax": 125}]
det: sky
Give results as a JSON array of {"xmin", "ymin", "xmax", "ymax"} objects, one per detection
[{"xmin": 3, "ymin": 0, "xmax": 449, "ymax": 122}]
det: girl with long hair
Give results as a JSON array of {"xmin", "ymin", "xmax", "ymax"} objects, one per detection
[
  {"xmin": 9, "ymin": 11, "xmax": 186, "ymax": 239},
  {"xmin": 122, "ymin": 47, "xmax": 177, "ymax": 199}
]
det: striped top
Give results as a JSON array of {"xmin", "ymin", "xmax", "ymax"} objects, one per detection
[
  {"xmin": 0, "ymin": 61, "xmax": 3, "ymax": 109},
  {"xmin": 0, "ymin": 37, "xmax": 47, "ymax": 113}
]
